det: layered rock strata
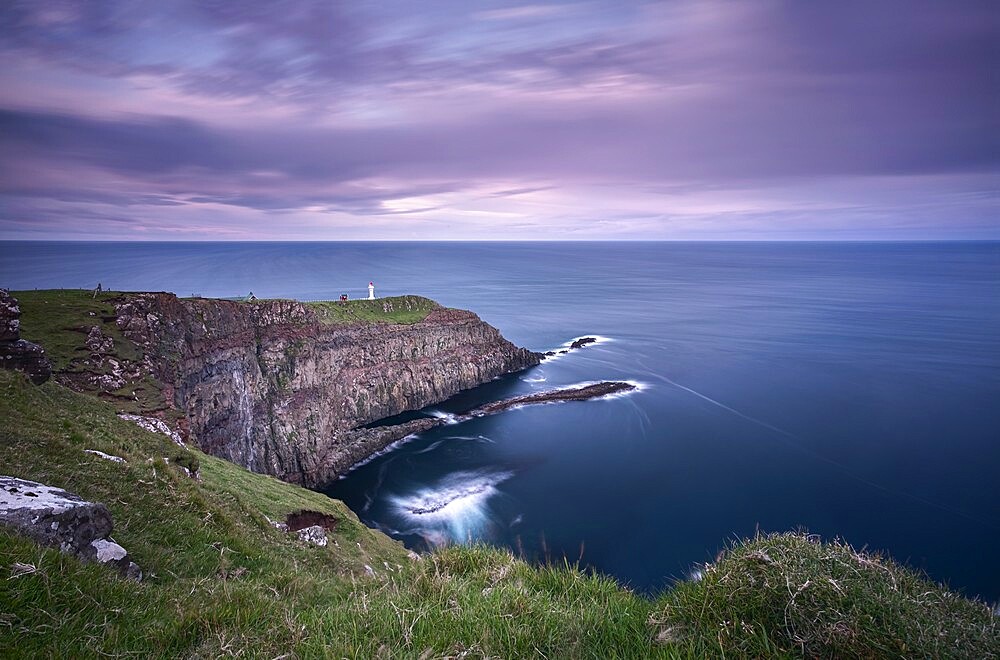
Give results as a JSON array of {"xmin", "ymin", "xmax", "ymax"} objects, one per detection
[{"xmin": 106, "ymin": 293, "xmax": 539, "ymax": 486}]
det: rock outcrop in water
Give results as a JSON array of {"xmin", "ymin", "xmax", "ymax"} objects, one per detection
[
  {"xmin": 335, "ymin": 381, "xmax": 638, "ymax": 474},
  {"xmin": 0, "ymin": 290, "xmax": 51, "ymax": 384},
  {"xmin": 92, "ymin": 293, "xmax": 540, "ymax": 486},
  {"xmin": 463, "ymin": 381, "xmax": 635, "ymax": 417}
]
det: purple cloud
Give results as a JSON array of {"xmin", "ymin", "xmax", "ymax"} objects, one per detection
[{"xmin": 0, "ymin": 0, "xmax": 996, "ymax": 240}]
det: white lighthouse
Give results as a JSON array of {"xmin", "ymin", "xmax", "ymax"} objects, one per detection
[{"xmin": 368, "ymin": 281, "xmax": 375, "ymax": 300}]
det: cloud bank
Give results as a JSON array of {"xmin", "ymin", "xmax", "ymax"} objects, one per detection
[{"xmin": 0, "ymin": 0, "xmax": 996, "ymax": 240}]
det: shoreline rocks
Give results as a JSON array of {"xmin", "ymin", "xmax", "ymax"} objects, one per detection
[
  {"xmin": 542, "ymin": 336, "xmax": 599, "ymax": 359},
  {"xmin": 463, "ymin": 381, "xmax": 636, "ymax": 418},
  {"xmin": 332, "ymin": 381, "xmax": 638, "ymax": 480}
]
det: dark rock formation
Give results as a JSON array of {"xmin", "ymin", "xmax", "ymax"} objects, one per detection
[
  {"xmin": 0, "ymin": 476, "xmax": 141, "ymax": 580},
  {"xmin": 335, "ymin": 381, "xmax": 638, "ymax": 474},
  {"xmin": 463, "ymin": 381, "xmax": 636, "ymax": 417},
  {"xmin": 0, "ymin": 290, "xmax": 51, "ymax": 384},
  {"xmin": 316, "ymin": 418, "xmax": 442, "ymax": 479},
  {"xmin": 105, "ymin": 293, "xmax": 539, "ymax": 486},
  {"xmin": 541, "ymin": 336, "xmax": 597, "ymax": 359}
]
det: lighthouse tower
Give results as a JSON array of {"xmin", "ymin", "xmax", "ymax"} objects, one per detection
[{"xmin": 368, "ymin": 281, "xmax": 375, "ymax": 300}]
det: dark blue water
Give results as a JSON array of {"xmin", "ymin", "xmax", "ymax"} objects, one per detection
[{"xmin": 2, "ymin": 241, "xmax": 998, "ymax": 602}]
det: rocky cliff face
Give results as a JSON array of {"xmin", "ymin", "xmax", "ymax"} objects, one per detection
[
  {"xmin": 0, "ymin": 289, "xmax": 51, "ymax": 384},
  {"xmin": 109, "ymin": 293, "xmax": 539, "ymax": 486}
]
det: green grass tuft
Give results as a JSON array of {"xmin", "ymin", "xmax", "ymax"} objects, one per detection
[
  {"xmin": 306, "ymin": 295, "xmax": 438, "ymax": 325},
  {"xmin": 652, "ymin": 531, "xmax": 998, "ymax": 658}
]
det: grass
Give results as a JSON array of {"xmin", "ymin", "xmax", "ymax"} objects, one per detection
[
  {"xmin": 0, "ymin": 370, "xmax": 406, "ymax": 657},
  {"xmin": 1, "ymin": 354, "xmax": 996, "ymax": 656},
  {"xmin": 652, "ymin": 532, "xmax": 998, "ymax": 658},
  {"xmin": 13, "ymin": 289, "xmax": 141, "ymax": 371},
  {"xmin": 306, "ymin": 295, "xmax": 438, "ymax": 325}
]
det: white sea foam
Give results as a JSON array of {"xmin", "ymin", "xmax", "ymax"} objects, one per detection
[
  {"xmin": 413, "ymin": 439, "xmax": 447, "ymax": 454},
  {"xmin": 445, "ymin": 434, "xmax": 495, "ymax": 444},
  {"xmin": 340, "ymin": 433, "xmax": 420, "ymax": 477},
  {"xmin": 391, "ymin": 470, "xmax": 514, "ymax": 545},
  {"xmin": 427, "ymin": 410, "xmax": 460, "ymax": 425},
  {"xmin": 562, "ymin": 334, "xmax": 614, "ymax": 348}
]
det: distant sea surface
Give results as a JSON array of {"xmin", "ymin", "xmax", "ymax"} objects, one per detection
[{"xmin": 3, "ymin": 241, "xmax": 998, "ymax": 601}]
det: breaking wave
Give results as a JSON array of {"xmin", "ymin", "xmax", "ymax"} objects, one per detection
[
  {"xmin": 390, "ymin": 469, "xmax": 514, "ymax": 545},
  {"xmin": 427, "ymin": 409, "xmax": 460, "ymax": 425}
]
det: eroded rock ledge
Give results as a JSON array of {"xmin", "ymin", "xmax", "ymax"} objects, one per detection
[
  {"xmin": 464, "ymin": 381, "xmax": 636, "ymax": 417},
  {"xmin": 27, "ymin": 291, "xmax": 540, "ymax": 487},
  {"xmin": 336, "ymin": 381, "xmax": 638, "ymax": 478}
]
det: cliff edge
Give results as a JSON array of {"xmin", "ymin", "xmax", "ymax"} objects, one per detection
[{"xmin": 14, "ymin": 290, "xmax": 540, "ymax": 486}]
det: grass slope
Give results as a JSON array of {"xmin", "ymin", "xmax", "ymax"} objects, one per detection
[
  {"xmin": 306, "ymin": 295, "xmax": 437, "ymax": 325},
  {"xmin": 14, "ymin": 289, "xmax": 141, "ymax": 372},
  {"xmin": 1, "ymin": 371, "xmax": 996, "ymax": 658}
]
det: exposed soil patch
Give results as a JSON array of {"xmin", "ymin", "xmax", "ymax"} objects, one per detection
[{"xmin": 285, "ymin": 509, "xmax": 338, "ymax": 532}]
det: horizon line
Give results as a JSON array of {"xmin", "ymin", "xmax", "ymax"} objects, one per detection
[{"xmin": 3, "ymin": 238, "xmax": 999, "ymax": 244}]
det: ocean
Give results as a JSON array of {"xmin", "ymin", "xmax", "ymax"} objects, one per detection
[{"xmin": 2, "ymin": 240, "xmax": 998, "ymax": 602}]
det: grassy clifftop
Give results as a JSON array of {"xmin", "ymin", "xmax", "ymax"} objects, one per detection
[
  {"xmin": 14, "ymin": 289, "xmax": 141, "ymax": 372},
  {"xmin": 306, "ymin": 295, "xmax": 438, "ymax": 325},
  {"xmin": 0, "ymin": 371, "xmax": 995, "ymax": 658},
  {"xmin": 13, "ymin": 290, "xmax": 440, "ymax": 367},
  {"xmin": 11, "ymin": 289, "xmax": 440, "ymax": 422}
]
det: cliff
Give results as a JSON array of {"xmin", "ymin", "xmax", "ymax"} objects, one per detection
[{"xmin": 14, "ymin": 290, "xmax": 540, "ymax": 486}]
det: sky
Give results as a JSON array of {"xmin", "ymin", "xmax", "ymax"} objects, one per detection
[{"xmin": 0, "ymin": 1, "xmax": 997, "ymax": 241}]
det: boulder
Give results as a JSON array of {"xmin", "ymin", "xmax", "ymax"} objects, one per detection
[
  {"xmin": 296, "ymin": 525, "xmax": 328, "ymax": 547},
  {"xmin": 0, "ymin": 476, "xmax": 141, "ymax": 580}
]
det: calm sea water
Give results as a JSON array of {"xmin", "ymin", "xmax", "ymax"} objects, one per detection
[{"xmin": 2, "ymin": 241, "xmax": 998, "ymax": 601}]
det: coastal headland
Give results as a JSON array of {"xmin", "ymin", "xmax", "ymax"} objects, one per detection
[
  {"xmin": 0, "ymin": 287, "xmax": 994, "ymax": 658},
  {"xmin": 9, "ymin": 289, "xmax": 548, "ymax": 486}
]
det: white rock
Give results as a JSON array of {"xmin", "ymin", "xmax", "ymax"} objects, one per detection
[
  {"xmin": 1, "ymin": 479, "xmax": 85, "ymax": 515},
  {"xmin": 264, "ymin": 515, "xmax": 289, "ymax": 532},
  {"xmin": 91, "ymin": 538, "xmax": 128, "ymax": 562},
  {"xmin": 296, "ymin": 525, "xmax": 328, "ymax": 547},
  {"xmin": 1, "ymin": 476, "xmax": 140, "ymax": 580},
  {"xmin": 118, "ymin": 414, "xmax": 185, "ymax": 446},
  {"xmin": 84, "ymin": 449, "xmax": 126, "ymax": 464}
]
